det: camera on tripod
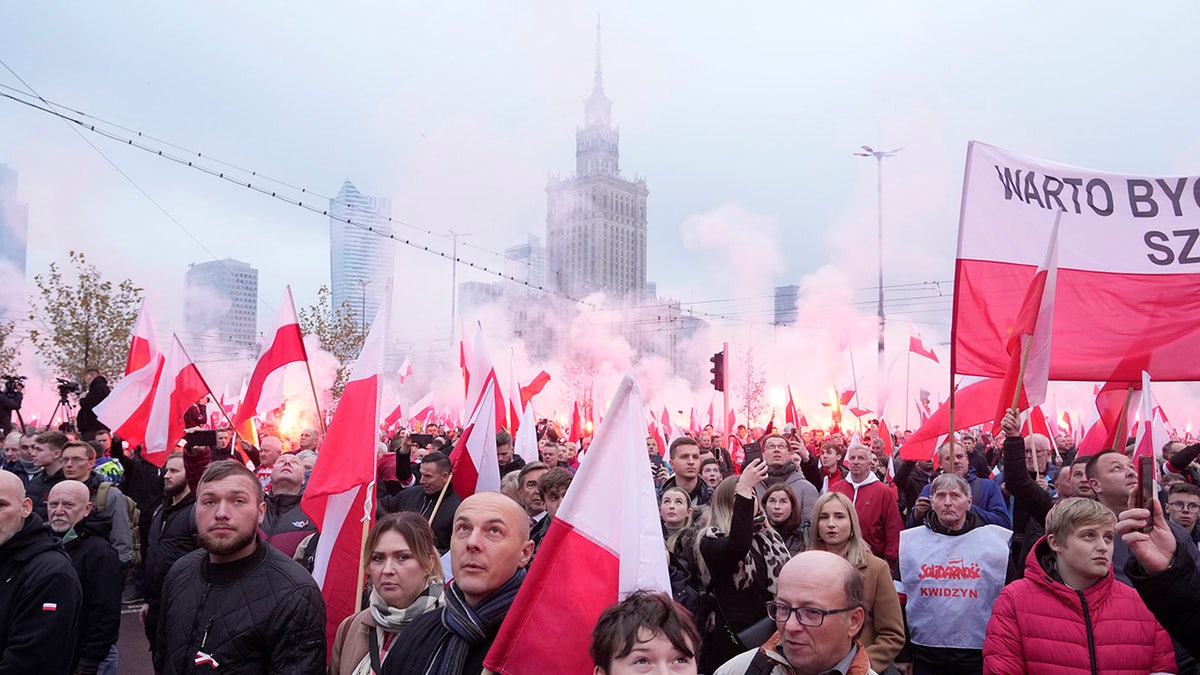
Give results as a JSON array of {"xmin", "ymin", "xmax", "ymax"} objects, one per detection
[
  {"xmin": 1, "ymin": 375, "xmax": 26, "ymax": 395},
  {"xmin": 55, "ymin": 377, "xmax": 81, "ymax": 401}
]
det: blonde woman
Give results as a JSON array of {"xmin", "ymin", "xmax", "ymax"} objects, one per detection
[
  {"xmin": 330, "ymin": 512, "xmax": 445, "ymax": 675},
  {"xmin": 809, "ymin": 491, "xmax": 905, "ymax": 673}
]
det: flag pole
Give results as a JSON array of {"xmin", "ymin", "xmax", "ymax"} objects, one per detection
[
  {"xmin": 428, "ymin": 472, "xmax": 455, "ymax": 525},
  {"xmin": 303, "ymin": 359, "xmax": 327, "ymax": 435},
  {"xmin": 1112, "ymin": 387, "xmax": 1135, "ymax": 452},
  {"xmin": 1011, "ymin": 335, "xmax": 1033, "ymax": 411},
  {"xmin": 353, "ymin": 480, "xmax": 376, "ymax": 613},
  {"xmin": 905, "ymin": 347, "xmax": 911, "ymax": 430}
]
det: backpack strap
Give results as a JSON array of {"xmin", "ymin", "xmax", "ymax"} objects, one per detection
[{"xmin": 96, "ymin": 481, "xmax": 109, "ymax": 511}]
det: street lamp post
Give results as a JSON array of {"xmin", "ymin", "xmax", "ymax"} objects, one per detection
[{"xmin": 854, "ymin": 145, "xmax": 902, "ymax": 415}]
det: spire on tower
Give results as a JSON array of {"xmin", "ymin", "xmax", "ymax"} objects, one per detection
[{"xmin": 593, "ymin": 15, "xmax": 604, "ymax": 92}]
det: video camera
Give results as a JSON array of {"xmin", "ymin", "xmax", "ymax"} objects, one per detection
[
  {"xmin": 55, "ymin": 377, "xmax": 81, "ymax": 400},
  {"xmin": 1, "ymin": 375, "xmax": 25, "ymax": 395}
]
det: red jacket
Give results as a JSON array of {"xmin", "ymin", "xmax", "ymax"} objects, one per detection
[
  {"xmin": 829, "ymin": 477, "xmax": 901, "ymax": 565},
  {"xmin": 983, "ymin": 537, "xmax": 1175, "ymax": 675}
]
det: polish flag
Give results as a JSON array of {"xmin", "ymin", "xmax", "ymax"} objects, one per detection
[
  {"xmin": 568, "ymin": 401, "xmax": 582, "ymax": 444},
  {"xmin": 878, "ymin": 418, "xmax": 897, "ymax": 484},
  {"xmin": 233, "ymin": 287, "xmax": 308, "ymax": 429},
  {"xmin": 302, "ymin": 286, "xmax": 388, "ymax": 649},
  {"xmin": 953, "ymin": 142, "xmax": 1200, "ymax": 384},
  {"xmin": 407, "ymin": 392, "xmax": 435, "ymax": 429},
  {"xmin": 900, "ymin": 379, "xmax": 1004, "ymax": 461},
  {"xmin": 95, "ymin": 300, "xmax": 163, "ymax": 448},
  {"xmin": 383, "ymin": 402, "xmax": 404, "ymax": 430},
  {"xmin": 785, "ymin": 385, "xmax": 800, "ymax": 427},
  {"xmin": 707, "ymin": 400, "xmax": 715, "ymax": 428},
  {"xmin": 993, "ymin": 211, "xmax": 1060, "ymax": 429},
  {"xmin": 1019, "ymin": 405, "xmax": 1054, "ymax": 439},
  {"xmin": 397, "ymin": 355, "xmax": 413, "ymax": 384},
  {"xmin": 485, "ymin": 374, "xmax": 671, "ymax": 674},
  {"xmin": 463, "ymin": 324, "xmax": 505, "ymax": 433},
  {"xmin": 514, "ymin": 404, "xmax": 539, "ymax": 465},
  {"xmin": 727, "ymin": 409, "xmax": 736, "ymax": 434},
  {"xmin": 143, "ymin": 336, "xmax": 213, "ymax": 465},
  {"xmin": 1134, "ymin": 371, "xmax": 1172, "ymax": 479},
  {"xmin": 508, "ymin": 352, "xmax": 523, "ymax": 435},
  {"xmin": 519, "ymin": 371, "xmax": 551, "ymax": 409},
  {"xmin": 448, "ymin": 373, "xmax": 502, "ymax": 500},
  {"xmin": 647, "ymin": 418, "xmax": 665, "ymax": 457},
  {"xmin": 1077, "ymin": 382, "xmax": 1142, "ymax": 457},
  {"xmin": 689, "ymin": 407, "xmax": 698, "ymax": 433},
  {"xmin": 909, "ymin": 328, "xmax": 940, "ymax": 363}
]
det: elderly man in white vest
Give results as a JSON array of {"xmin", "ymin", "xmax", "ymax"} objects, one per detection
[{"xmin": 897, "ymin": 473, "xmax": 1010, "ymax": 675}]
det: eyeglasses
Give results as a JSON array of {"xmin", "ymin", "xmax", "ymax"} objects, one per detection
[
  {"xmin": 1168, "ymin": 502, "xmax": 1200, "ymax": 512},
  {"xmin": 765, "ymin": 601, "xmax": 857, "ymax": 627},
  {"xmin": 62, "ymin": 457, "xmax": 92, "ymax": 465}
]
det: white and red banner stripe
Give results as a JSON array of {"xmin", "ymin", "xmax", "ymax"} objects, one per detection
[
  {"xmin": 233, "ymin": 286, "xmax": 307, "ymax": 429},
  {"xmin": 95, "ymin": 299, "xmax": 163, "ymax": 448},
  {"xmin": 955, "ymin": 141, "xmax": 1200, "ymax": 382},
  {"xmin": 142, "ymin": 336, "xmax": 211, "ymax": 465}
]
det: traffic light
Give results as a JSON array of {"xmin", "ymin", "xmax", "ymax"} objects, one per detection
[{"xmin": 709, "ymin": 350, "xmax": 725, "ymax": 392}]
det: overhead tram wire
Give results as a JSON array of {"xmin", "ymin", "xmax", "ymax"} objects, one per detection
[{"xmin": 0, "ymin": 63, "xmax": 279, "ymax": 317}]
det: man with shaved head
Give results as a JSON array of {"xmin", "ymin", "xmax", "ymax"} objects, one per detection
[
  {"xmin": 385, "ymin": 492, "xmax": 536, "ymax": 674},
  {"xmin": 0, "ymin": 470, "xmax": 82, "ymax": 672},
  {"xmin": 717, "ymin": 551, "xmax": 872, "ymax": 674},
  {"xmin": 48, "ymin": 480, "xmax": 121, "ymax": 674}
]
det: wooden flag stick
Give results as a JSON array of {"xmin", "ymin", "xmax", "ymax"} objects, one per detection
[
  {"xmin": 1011, "ymin": 335, "xmax": 1033, "ymax": 412},
  {"xmin": 428, "ymin": 471, "xmax": 455, "ymax": 524},
  {"xmin": 353, "ymin": 480, "xmax": 377, "ymax": 613},
  {"xmin": 1112, "ymin": 387, "xmax": 1136, "ymax": 452}
]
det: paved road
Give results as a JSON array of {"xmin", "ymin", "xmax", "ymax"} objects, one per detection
[{"xmin": 118, "ymin": 601, "xmax": 154, "ymax": 675}]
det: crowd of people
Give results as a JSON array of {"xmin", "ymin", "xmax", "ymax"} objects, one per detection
[{"xmin": 1, "ymin": 371, "xmax": 1200, "ymax": 674}]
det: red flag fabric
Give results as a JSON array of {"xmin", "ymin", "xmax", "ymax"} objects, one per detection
[
  {"xmin": 301, "ymin": 286, "xmax": 388, "ymax": 649},
  {"xmin": 448, "ymin": 373, "xmax": 502, "ymax": 500},
  {"xmin": 485, "ymin": 374, "xmax": 671, "ymax": 674},
  {"xmin": 407, "ymin": 392, "xmax": 435, "ymax": 429},
  {"xmin": 647, "ymin": 420, "xmax": 665, "ymax": 457},
  {"xmin": 900, "ymin": 379, "xmax": 1004, "ymax": 461},
  {"xmin": 142, "ymin": 336, "xmax": 212, "ymax": 465},
  {"xmin": 848, "ymin": 407, "xmax": 873, "ymax": 419},
  {"xmin": 707, "ymin": 401, "xmax": 715, "ymax": 428},
  {"xmin": 568, "ymin": 401, "xmax": 582, "ymax": 444},
  {"xmin": 95, "ymin": 300, "xmax": 163, "ymax": 447},
  {"xmin": 463, "ymin": 324, "xmax": 505, "ymax": 432},
  {"xmin": 689, "ymin": 407, "xmax": 698, "ymax": 433},
  {"xmin": 233, "ymin": 287, "xmax": 308, "ymax": 428},
  {"xmin": 727, "ymin": 409, "xmax": 736, "ymax": 433},
  {"xmin": 397, "ymin": 355, "xmax": 412, "ymax": 384},
  {"xmin": 519, "ymin": 371, "xmax": 551, "ymax": 409},
  {"xmin": 909, "ymin": 327, "xmax": 940, "ymax": 363},
  {"xmin": 785, "ymin": 386, "xmax": 799, "ymax": 427},
  {"xmin": 507, "ymin": 352, "xmax": 523, "ymax": 435},
  {"xmin": 993, "ymin": 214, "xmax": 1060, "ymax": 429},
  {"xmin": 1077, "ymin": 382, "xmax": 1141, "ymax": 457}
]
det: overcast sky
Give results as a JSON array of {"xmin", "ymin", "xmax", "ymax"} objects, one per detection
[{"xmin": 5, "ymin": 2, "xmax": 1200, "ymax": 422}]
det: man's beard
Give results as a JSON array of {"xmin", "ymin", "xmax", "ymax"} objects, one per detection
[
  {"xmin": 199, "ymin": 527, "xmax": 256, "ymax": 556},
  {"xmin": 163, "ymin": 481, "xmax": 186, "ymax": 498}
]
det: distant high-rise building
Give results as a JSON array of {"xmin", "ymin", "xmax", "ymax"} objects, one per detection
[
  {"xmin": 184, "ymin": 259, "xmax": 259, "ymax": 348},
  {"xmin": 774, "ymin": 285, "xmax": 800, "ymax": 326},
  {"xmin": 546, "ymin": 23, "xmax": 648, "ymax": 299},
  {"xmin": 330, "ymin": 180, "xmax": 394, "ymax": 331},
  {"xmin": 0, "ymin": 163, "xmax": 29, "ymax": 305},
  {"xmin": 504, "ymin": 234, "xmax": 547, "ymax": 288}
]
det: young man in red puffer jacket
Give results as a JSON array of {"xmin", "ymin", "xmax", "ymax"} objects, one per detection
[{"xmin": 983, "ymin": 497, "xmax": 1176, "ymax": 675}]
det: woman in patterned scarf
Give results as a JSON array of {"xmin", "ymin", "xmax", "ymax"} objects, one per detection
[
  {"xmin": 695, "ymin": 460, "xmax": 793, "ymax": 672},
  {"xmin": 330, "ymin": 512, "xmax": 445, "ymax": 675}
]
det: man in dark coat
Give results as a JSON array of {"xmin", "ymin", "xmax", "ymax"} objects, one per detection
[
  {"xmin": 259, "ymin": 454, "xmax": 316, "ymax": 558},
  {"xmin": 48, "ymin": 480, "xmax": 121, "ymax": 675},
  {"xmin": 0, "ymin": 470, "xmax": 82, "ymax": 672},
  {"xmin": 378, "ymin": 450, "xmax": 460, "ymax": 554},
  {"xmin": 75, "ymin": 369, "xmax": 110, "ymax": 438},
  {"xmin": 140, "ymin": 452, "xmax": 198, "ymax": 656},
  {"xmin": 155, "ymin": 461, "xmax": 325, "ymax": 674}
]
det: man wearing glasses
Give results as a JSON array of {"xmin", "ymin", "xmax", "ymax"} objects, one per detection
[
  {"xmin": 1166, "ymin": 483, "xmax": 1200, "ymax": 550},
  {"xmin": 715, "ymin": 550, "xmax": 876, "ymax": 675}
]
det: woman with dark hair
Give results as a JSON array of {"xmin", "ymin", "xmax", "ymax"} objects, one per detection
[
  {"xmin": 591, "ymin": 590, "xmax": 701, "ymax": 675},
  {"xmin": 329, "ymin": 512, "xmax": 445, "ymax": 675},
  {"xmin": 762, "ymin": 483, "xmax": 806, "ymax": 555},
  {"xmin": 695, "ymin": 461, "xmax": 792, "ymax": 671}
]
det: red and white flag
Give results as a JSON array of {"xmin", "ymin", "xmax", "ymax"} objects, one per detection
[
  {"xmin": 1077, "ymin": 382, "xmax": 1143, "ymax": 457},
  {"xmin": 233, "ymin": 287, "xmax": 308, "ymax": 429},
  {"xmin": 143, "ymin": 336, "xmax": 212, "ymax": 465},
  {"xmin": 953, "ymin": 142, "xmax": 1200, "ymax": 383},
  {"xmin": 785, "ymin": 385, "xmax": 801, "ymax": 427},
  {"xmin": 485, "ymin": 374, "xmax": 671, "ymax": 674},
  {"xmin": 397, "ymin": 355, "xmax": 413, "ymax": 384},
  {"xmin": 514, "ymin": 404, "xmax": 539, "ymax": 465},
  {"xmin": 302, "ymin": 285, "xmax": 389, "ymax": 649},
  {"xmin": 993, "ymin": 212, "xmax": 1060, "ymax": 427},
  {"xmin": 507, "ymin": 352, "xmax": 523, "ymax": 435},
  {"xmin": 519, "ymin": 370, "xmax": 551, "ymax": 410},
  {"xmin": 909, "ymin": 327, "xmax": 940, "ymax": 364},
  {"xmin": 95, "ymin": 299, "xmax": 163, "ymax": 448},
  {"xmin": 448, "ymin": 372, "xmax": 502, "ymax": 500},
  {"xmin": 568, "ymin": 401, "xmax": 582, "ymax": 444},
  {"xmin": 463, "ymin": 324, "xmax": 505, "ymax": 433},
  {"xmin": 407, "ymin": 392, "xmax": 435, "ymax": 429},
  {"xmin": 901, "ymin": 378, "xmax": 1004, "ymax": 461},
  {"xmin": 1134, "ymin": 371, "xmax": 1172, "ymax": 480}
]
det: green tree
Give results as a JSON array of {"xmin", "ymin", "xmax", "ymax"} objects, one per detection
[
  {"xmin": 0, "ymin": 321, "xmax": 19, "ymax": 376},
  {"xmin": 28, "ymin": 251, "xmax": 142, "ymax": 381},
  {"xmin": 297, "ymin": 285, "xmax": 363, "ymax": 398}
]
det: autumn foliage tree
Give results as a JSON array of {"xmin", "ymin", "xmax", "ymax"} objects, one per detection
[
  {"xmin": 28, "ymin": 251, "xmax": 142, "ymax": 382},
  {"xmin": 0, "ymin": 321, "xmax": 19, "ymax": 376},
  {"xmin": 297, "ymin": 285, "xmax": 363, "ymax": 398}
]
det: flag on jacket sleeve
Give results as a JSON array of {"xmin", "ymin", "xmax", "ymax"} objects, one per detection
[
  {"xmin": 301, "ymin": 285, "xmax": 389, "ymax": 650},
  {"xmin": 142, "ymin": 336, "xmax": 211, "ymax": 465},
  {"xmin": 994, "ymin": 212, "xmax": 1061, "ymax": 428},
  {"xmin": 484, "ymin": 374, "xmax": 672, "ymax": 674},
  {"xmin": 234, "ymin": 286, "xmax": 308, "ymax": 428},
  {"xmin": 95, "ymin": 299, "xmax": 163, "ymax": 448}
]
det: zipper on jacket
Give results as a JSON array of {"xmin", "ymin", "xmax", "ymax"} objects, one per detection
[{"xmin": 1077, "ymin": 590, "xmax": 1098, "ymax": 675}]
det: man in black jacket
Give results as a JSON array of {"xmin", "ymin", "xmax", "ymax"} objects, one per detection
[
  {"xmin": 75, "ymin": 369, "xmax": 110, "ymax": 438},
  {"xmin": 378, "ymin": 450, "xmax": 460, "ymax": 554},
  {"xmin": 260, "ymin": 454, "xmax": 315, "ymax": 559},
  {"xmin": 155, "ymin": 460, "xmax": 325, "ymax": 674},
  {"xmin": 0, "ymin": 470, "xmax": 82, "ymax": 672},
  {"xmin": 48, "ymin": 480, "xmax": 121, "ymax": 675},
  {"xmin": 140, "ymin": 452, "xmax": 197, "ymax": 656},
  {"xmin": 26, "ymin": 430, "xmax": 69, "ymax": 519}
]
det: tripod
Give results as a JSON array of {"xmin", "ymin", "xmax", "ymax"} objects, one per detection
[{"xmin": 50, "ymin": 393, "xmax": 76, "ymax": 431}]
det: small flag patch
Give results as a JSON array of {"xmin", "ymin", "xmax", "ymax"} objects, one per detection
[{"xmin": 41, "ymin": 603, "xmax": 56, "ymax": 611}]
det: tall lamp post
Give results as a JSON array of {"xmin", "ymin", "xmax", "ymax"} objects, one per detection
[{"xmin": 853, "ymin": 145, "xmax": 902, "ymax": 415}]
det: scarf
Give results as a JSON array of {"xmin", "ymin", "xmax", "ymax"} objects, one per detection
[
  {"xmin": 427, "ymin": 569, "xmax": 526, "ymax": 675},
  {"xmin": 369, "ymin": 580, "xmax": 444, "ymax": 632},
  {"xmin": 699, "ymin": 514, "xmax": 792, "ymax": 595}
]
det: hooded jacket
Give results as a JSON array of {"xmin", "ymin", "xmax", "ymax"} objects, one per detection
[
  {"xmin": 261, "ymin": 490, "xmax": 316, "ymax": 559},
  {"xmin": 984, "ymin": 536, "xmax": 1176, "ymax": 674},
  {"xmin": 0, "ymin": 513, "xmax": 82, "ymax": 674},
  {"xmin": 830, "ymin": 472, "xmax": 903, "ymax": 565},
  {"xmin": 60, "ymin": 510, "xmax": 121, "ymax": 674}
]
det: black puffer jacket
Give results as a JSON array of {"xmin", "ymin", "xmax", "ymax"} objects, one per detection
[
  {"xmin": 25, "ymin": 466, "xmax": 67, "ymax": 520},
  {"xmin": 154, "ymin": 538, "xmax": 326, "ymax": 674},
  {"xmin": 144, "ymin": 492, "xmax": 198, "ymax": 609},
  {"xmin": 61, "ymin": 511, "xmax": 121, "ymax": 674},
  {"xmin": 377, "ymin": 483, "xmax": 461, "ymax": 554},
  {"xmin": 0, "ymin": 513, "xmax": 82, "ymax": 674},
  {"xmin": 76, "ymin": 376, "xmax": 110, "ymax": 435},
  {"xmin": 260, "ymin": 491, "xmax": 316, "ymax": 559}
]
